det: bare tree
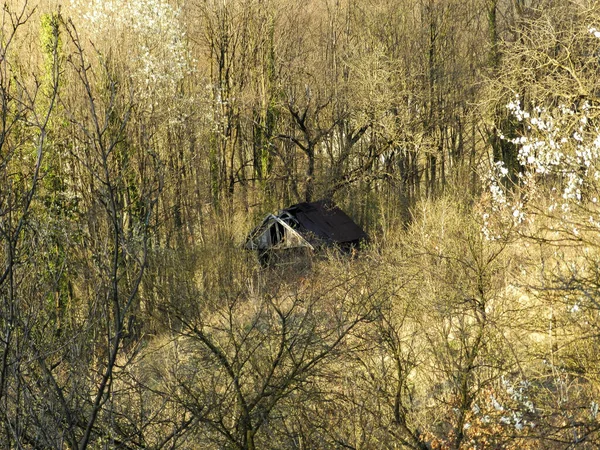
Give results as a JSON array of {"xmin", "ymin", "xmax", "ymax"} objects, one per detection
[
  {"xmin": 153, "ymin": 265, "xmax": 378, "ymax": 449},
  {"xmin": 0, "ymin": 2, "xmax": 61, "ymax": 446}
]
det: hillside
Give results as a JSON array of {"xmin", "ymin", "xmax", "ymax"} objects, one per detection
[{"xmin": 2, "ymin": 0, "xmax": 600, "ymax": 448}]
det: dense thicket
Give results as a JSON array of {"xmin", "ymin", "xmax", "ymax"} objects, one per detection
[{"xmin": 3, "ymin": 0, "xmax": 600, "ymax": 448}]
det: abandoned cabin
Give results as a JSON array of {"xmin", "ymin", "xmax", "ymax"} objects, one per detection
[{"xmin": 245, "ymin": 200, "xmax": 368, "ymax": 265}]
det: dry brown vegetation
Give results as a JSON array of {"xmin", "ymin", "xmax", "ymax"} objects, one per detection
[{"xmin": 3, "ymin": 0, "xmax": 600, "ymax": 448}]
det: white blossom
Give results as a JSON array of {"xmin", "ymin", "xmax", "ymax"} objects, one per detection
[
  {"xmin": 484, "ymin": 93, "xmax": 600, "ymax": 238},
  {"xmin": 491, "ymin": 395, "xmax": 504, "ymax": 411},
  {"xmin": 589, "ymin": 26, "xmax": 600, "ymax": 39},
  {"xmin": 69, "ymin": 0, "xmax": 191, "ymax": 108}
]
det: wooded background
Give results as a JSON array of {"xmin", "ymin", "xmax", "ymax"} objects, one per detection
[{"xmin": 3, "ymin": 0, "xmax": 600, "ymax": 448}]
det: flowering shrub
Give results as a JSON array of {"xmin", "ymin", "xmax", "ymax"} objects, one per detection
[
  {"xmin": 479, "ymin": 27, "xmax": 600, "ymax": 446},
  {"xmin": 69, "ymin": 0, "xmax": 191, "ymax": 108},
  {"xmin": 484, "ymin": 92, "xmax": 600, "ymax": 240}
]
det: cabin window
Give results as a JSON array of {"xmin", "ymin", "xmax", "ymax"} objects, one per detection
[{"xmin": 269, "ymin": 221, "xmax": 285, "ymax": 245}]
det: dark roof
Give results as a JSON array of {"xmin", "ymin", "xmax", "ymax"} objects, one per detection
[{"xmin": 284, "ymin": 200, "xmax": 368, "ymax": 244}]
